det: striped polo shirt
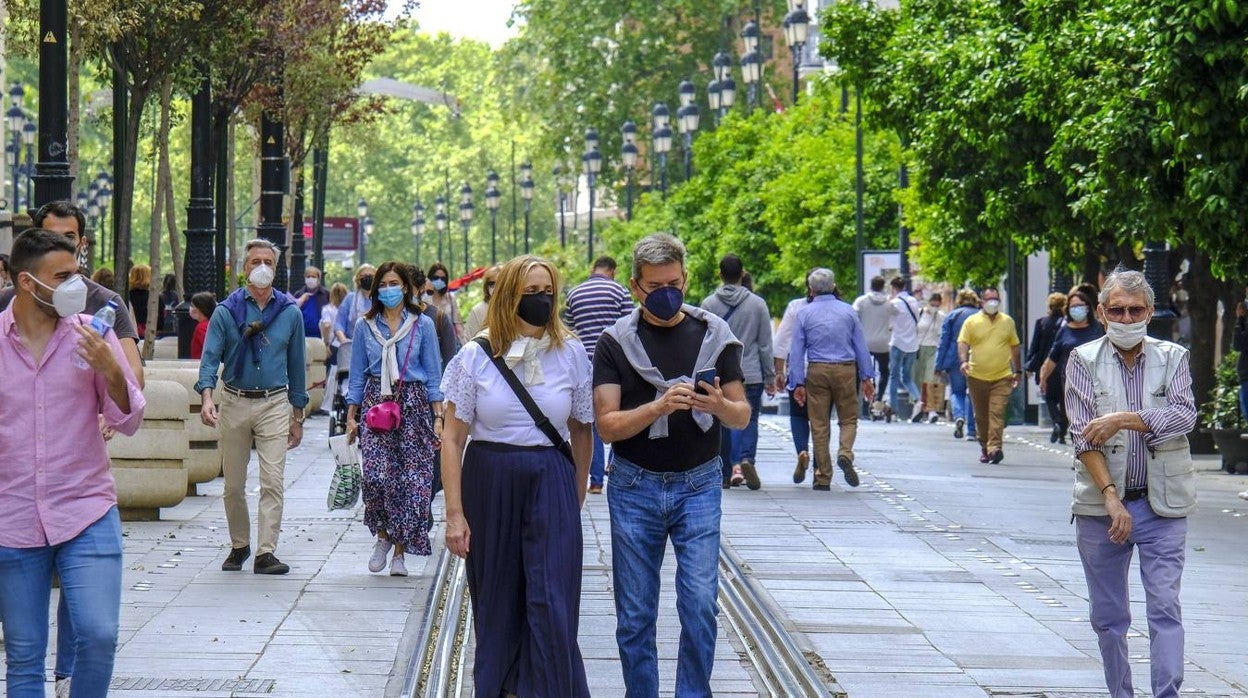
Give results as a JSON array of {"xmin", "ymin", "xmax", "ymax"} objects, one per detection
[{"xmin": 566, "ymin": 274, "xmax": 633, "ymax": 361}]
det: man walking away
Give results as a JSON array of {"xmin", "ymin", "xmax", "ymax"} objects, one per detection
[
  {"xmin": 853, "ymin": 276, "xmax": 893, "ymax": 414},
  {"xmin": 957, "ymin": 287, "xmax": 1021, "ymax": 464},
  {"xmin": 196, "ymin": 239, "xmax": 308, "ymax": 575},
  {"xmin": 702, "ymin": 254, "xmax": 774, "ymax": 490},
  {"xmin": 887, "ymin": 276, "xmax": 923, "ymax": 418},
  {"xmin": 935, "ymin": 289, "xmax": 979, "ymax": 440},
  {"xmin": 788, "ymin": 268, "xmax": 875, "ymax": 490},
  {"xmin": 595, "ymin": 233, "xmax": 750, "ymax": 697},
  {"xmin": 773, "ymin": 287, "xmax": 813, "ymax": 484},
  {"xmin": 1067, "ymin": 268, "xmax": 1197, "ymax": 698},
  {"xmin": 0, "ymin": 229, "xmax": 145, "ymax": 698},
  {"xmin": 566, "ymin": 255, "xmax": 633, "ymax": 494}
]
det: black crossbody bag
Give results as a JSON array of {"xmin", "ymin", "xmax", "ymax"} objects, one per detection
[{"xmin": 474, "ymin": 337, "xmax": 576, "ymax": 465}]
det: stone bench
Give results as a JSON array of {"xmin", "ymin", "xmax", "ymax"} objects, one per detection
[
  {"xmin": 107, "ymin": 379, "xmax": 189, "ymax": 521},
  {"xmin": 144, "ymin": 365, "xmax": 223, "ymax": 494}
]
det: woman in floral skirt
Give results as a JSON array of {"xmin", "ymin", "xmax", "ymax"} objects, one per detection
[{"xmin": 346, "ymin": 261, "xmax": 445, "ymax": 576}]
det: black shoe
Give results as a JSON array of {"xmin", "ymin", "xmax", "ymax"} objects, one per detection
[
  {"xmin": 739, "ymin": 460, "xmax": 761, "ymax": 491},
  {"xmin": 812, "ymin": 484, "xmax": 831, "ymax": 492},
  {"xmin": 1049, "ymin": 425, "xmax": 1060, "ymax": 443},
  {"xmin": 989, "ymin": 449, "xmax": 1005, "ymax": 465},
  {"xmin": 253, "ymin": 553, "xmax": 290, "ymax": 575},
  {"xmin": 953, "ymin": 418, "xmax": 965, "ymax": 440},
  {"xmin": 1059, "ymin": 434, "xmax": 1067, "ymax": 445},
  {"xmin": 910, "ymin": 411, "xmax": 926, "ymax": 424},
  {"xmin": 221, "ymin": 545, "xmax": 251, "ymax": 571},
  {"xmin": 722, "ymin": 477, "xmax": 732, "ymax": 490},
  {"xmin": 837, "ymin": 456, "xmax": 860, "ymax": 488}
]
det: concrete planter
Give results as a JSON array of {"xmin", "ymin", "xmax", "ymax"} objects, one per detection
[
  {"xmin": 306, "ymin": 338, "xmax": 328, "ymax": 412},
  {"xmin": 145, "ymin": 365, "xmax": 223, "ymax": 492},
  {"xmin": 108, "ymin": 379, "xmax": 189, "ymax": 520}
]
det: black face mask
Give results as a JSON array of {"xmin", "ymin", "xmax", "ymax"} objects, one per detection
[
  {"xmin": 517, "ymin": 292, "xmax": 554, "ymax": 327},
  {"xmin": 359, "ymin": 275, "xmax": 374, "ymax": 291}
]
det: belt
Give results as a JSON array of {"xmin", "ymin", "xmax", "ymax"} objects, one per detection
[
  {"xmin": 811, "ymin": 360, "xmax": 858, "ymax": 366},
  {"xmin": 1122, "ymin": 488, "xmax": 1149, "ymax": 502},
  {"xmin": 223, "ymin": 384, "xmax": 287, "ymax": 399}
]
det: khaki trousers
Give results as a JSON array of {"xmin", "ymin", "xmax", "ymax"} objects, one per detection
[
  {"xmin": 806, "ymin": 362, "xmax": 860, "ymax": 486},
  {"xmin": 218, "ymin": 390, "xmax": 291, "ymax": 555},
  {"xmin": 967, "ymin": 376, "xmax": 1013, "ymax": 452}
]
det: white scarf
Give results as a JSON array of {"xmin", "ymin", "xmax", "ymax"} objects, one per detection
[
  {"xmin": 367, "ymin": 315, "xmax": 417, "ymax": 396},
  {"xmin": 503, "ymin": 333, "xmax": 552, "ymax": 386}
]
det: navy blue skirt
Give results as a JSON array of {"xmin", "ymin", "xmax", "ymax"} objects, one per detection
[{"xmin": 462, "ymin": 441, "xmax": 589, "ymax": 698}]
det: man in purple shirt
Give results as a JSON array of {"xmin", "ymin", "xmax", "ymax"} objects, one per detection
[
  {"xmin": 0, "ymin": 229, "xmax": 145, "ymax": 698},
  {"xmin": 1066, "ymin": 268, "xmax": 1197, "ymax": 698},
  {"xmin": 788, "ymin": 268, "xmax": 876, "ymax": 490}
]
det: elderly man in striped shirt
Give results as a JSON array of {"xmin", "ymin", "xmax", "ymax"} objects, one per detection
[
  {"xmin": 1065, "ymin": 268, "xmax": 1197, "ymax": 698},
  {"xmin": 566, "ymin": 256, "xmax": 633, "ymax": 493}
]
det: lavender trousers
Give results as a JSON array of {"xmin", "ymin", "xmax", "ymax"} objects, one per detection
[{"xmin": 1076, "ymin": 498, "xmax": 1187, "ymax": 698}]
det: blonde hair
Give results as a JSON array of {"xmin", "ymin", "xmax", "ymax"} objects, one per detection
[
  {"xmin": 353, "ymin": 263, "xmax": 376, "ymax": 289},
  {"xmin": 956, "ymin": 288, "xmax": 979, "ymax": 307},
  {"xmin": 329, "ymin": 282, "xmax": 349, "ymax": 306},
  {"xmin": 482, "ymin": 255, "xmax": 572, "ymax": 356},
  {"xmin": 129, "ymin": 263, "xmax": 151, "ymax": 290},
  {"xmin": 1047, "ymin": 292, "xmax": 1068, "ymax": 317}
]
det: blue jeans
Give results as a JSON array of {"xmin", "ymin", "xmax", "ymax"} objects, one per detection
[
  {"xmin": 591, "ymin": 425, "xmax": 606, "ymax": 487},
  {"xmin": 888, "ymin": 346, "xmax": 921, "ymax": 413},
  {"xmin": 0, "ymin": 507, "xmax": 122, "ymax": 698},
  {"xmin": 789, "ymin": 391, "xmax": 811, "ymax": 454},
  {"xmin": 1239, "ymin": 381, "xmax": 1248, "ymax": 426},
  {"xmin": 947, "ymin": 369, "xmax": 976, "ymax": 436},
  {"xmin": 729, "ymin": 383, "xmax": 765, "ymax": 464},
  {"xmin": 608, "ymin": 455, "xmax": 722, "ymax": 698}
]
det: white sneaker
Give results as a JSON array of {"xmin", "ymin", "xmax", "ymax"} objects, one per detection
[
  {"xmin": 368, "ymin": 538, "xmax": 393, "ymax": 573},
  {"xmin": 55, "ymin": 678, "xmax": 71, "ymax": 698},
  {"xmin": 1238, "ymin": 490, "xmax": 1248, "ymax": 501},
  {"xmin": 390, "ymin": 554, "xmax": 408, "ymax": 577}
]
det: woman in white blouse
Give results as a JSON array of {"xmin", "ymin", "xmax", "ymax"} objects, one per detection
[{"xmin": 441, "ymin": 255, "xmax": 593, "ymax": 698}]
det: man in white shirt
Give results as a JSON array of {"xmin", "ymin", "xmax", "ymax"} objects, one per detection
[{"xmin": 888, "ymin": 276, "xmax": 923, "ymax": 417}]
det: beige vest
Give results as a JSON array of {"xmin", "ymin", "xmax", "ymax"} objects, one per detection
[{"xmin": 1069, "ymin": 336, "xmax": 1196, "ymax": 518}]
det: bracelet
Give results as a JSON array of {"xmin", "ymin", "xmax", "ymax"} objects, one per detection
[{"xmin": 1101, "ymin": 483, "xmax": 1116, "ymax": 494}]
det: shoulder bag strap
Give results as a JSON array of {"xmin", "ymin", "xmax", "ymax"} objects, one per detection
[
  {"xmin": 721, "ymin": 302, "xmax": 741, "ymax": 323},
  {"xmin": 473, "ymin": 337, "xmax": 574, "ymax": 462},
  {"xmin": 902, "ymin": 297, "xmax": 919, "ymax": 325}
]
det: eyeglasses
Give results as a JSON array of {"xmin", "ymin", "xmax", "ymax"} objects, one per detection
[{"xmin": 1104, "ymin": 305, "xmax": 1149, "ymax": 320}]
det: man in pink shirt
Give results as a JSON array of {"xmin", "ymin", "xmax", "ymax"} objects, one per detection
[{"xmin": 0, "ymin": 229, "xmax": 145, "ymax": 698}]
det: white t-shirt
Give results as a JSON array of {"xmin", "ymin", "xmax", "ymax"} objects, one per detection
[
  {"xmin": 889, "ymin": 293, "xmax": 921, "ymax": 352},
  {"xmin": 320, "ymin": 303, "xmax": 340, "ymax": 347},
  {"xmin": 442, "ymin": 336, "xmax": 595, "ymax": 445}
]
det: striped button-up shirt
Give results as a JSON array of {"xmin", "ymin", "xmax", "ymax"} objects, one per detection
[
  {"xmin": 565, "ymin": 274, "xmax": 633, "ymax": 362},
  {"xmin": 1066, "ymin": 349, "xmax": 1196, "ymax": 490}
]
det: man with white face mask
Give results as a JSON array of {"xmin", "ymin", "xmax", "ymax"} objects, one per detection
[
  {"xmin": 0, "ymin": 229, "xmax": 145, "ymax": 697},
  {"xmin": 957, "ymin": 286, "xmax": 1021, "ymax": 464},
  {"xmin": 1065, "ymin": 267, "xmax": 1197, "ymax": 698},
  {"xmin": 196, "ymin": 239, "xmax": 308, "ymax": 575}
]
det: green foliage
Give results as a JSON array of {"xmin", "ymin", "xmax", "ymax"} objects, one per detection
[
  {"xmin": 601, "ymin": 80, "xmax": 901, "ymax": 315},
  {"xmin": 1198, "ymin": 351, "xmax": 1246, "ymax": 430}
]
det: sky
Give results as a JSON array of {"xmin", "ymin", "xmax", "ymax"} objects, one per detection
[{"xmin": 390, "ymin": 0, "xmax": 521, "ymax": 47}]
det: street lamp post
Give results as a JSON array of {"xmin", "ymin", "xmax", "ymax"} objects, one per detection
[
  {"xmin": 22, "ymin": 121, "xmax": 36, "ymax": 206},
  {"xmin": 783, "ymin": 3, "xmax": 811, "ymax": 105},
  {"xmin": 356, "ymin": 197, "xmax": 368, "ymax": 265},
  {"xmin": 485, "ymin": 171, "xmax": 501, "ymax": 265},
  {"xmin": 740, "ymin": 21, "xmax": 762, "ymax": 112},
  {"xmin": 35, "ymin": 0, "xmax": 74, "ymax": 206},
  {"xmin": 582, "ymin": 131, "xmax": 602, "ymax": 265},
  {"xmin": 621, "ymin": 121, "xmax": 638, "ymax": 221},
  {"xmin": 363, "ymin": 215, "xmax": 376, "ymax": 266},
  {"xmin": 707, "ymin": 80, "xmax": 722, "ymax": 125},
  {"xmin": 412, "ymin": 199, "xmax": 425, "ymax": 266},
  {"xmin": 459, "ymin": 183, "xmax": 474, "ymax": 275},
  {"xmin": 6, "ymin": 95, "xmax": 26, "ymax": 211},
  {"xmin": 678, "ymin": 102, "xmax": 700, "ymax": 181},
  {"xmin": 653, "ymin": 123, "xmax": 672, "ymax": 199},
  {"xmin": 520, "ymin": 161, "xmax": 534, "ymax": 253},
  {"xmin": 434, "ymin": 195, "xmax": 447, "ymax": 263},
  {"xmin": 651, "ymin": 103, "xmax": 670, "ymax": 193},
  {"xmin": 554, "ymin": 164, "xmax": 567, "ymax": 248}
]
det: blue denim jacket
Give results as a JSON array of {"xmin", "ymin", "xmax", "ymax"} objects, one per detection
[{"xmin": 346, "ymin": 311, "xmax": 444, "ymax": 405}]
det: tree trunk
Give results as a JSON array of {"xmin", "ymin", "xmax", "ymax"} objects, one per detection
[
  {"xmin": 114, "ymin": 82, "xmax": 150, "ymax": 297},
  {"xmin": 1182, "ymin": 245, "xmax": 1220, "ymax": 452},
  {"xmin": 143, "ymin": 78, "xmax": 173, "ymax": 360},
  {"xmin": 161, "ymin": 124, "xmax": 183, "ymax": 297},
  {"xmin": 67, "ymin": 18, "xmax": 81, "ymax": 198},
  {"xmin": 226, "ymin": 117, "xmax": 238, "ymax": 290}
]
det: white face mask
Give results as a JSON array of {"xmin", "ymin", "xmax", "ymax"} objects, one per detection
[
  {"xmin": 305, "ymin": 277, "xmax": 319, "ymax": 290},
  {"xmin": 249, "ymin": 264, "xmax": 275, "ymax": 289},
  {"xmin": 29, "ymin": 273, "xmax": 88, "ymax": 318},
  {"xmin": 983, "ymin": 299, "xmax": 1001, "ymax": 314},
  {"xmin": 1106, "ymin": 319, "xmax": 1149, "ymax": 349}
]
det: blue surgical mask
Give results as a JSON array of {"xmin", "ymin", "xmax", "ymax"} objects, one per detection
[
  {"xmin": 643, "ymin": 286, "xmax": 684, "ymax": 321},
  {"xmin": 378, "ymin": 286, "xmax": 405, "ymax": 309},
  {"xmin": 432, "ymin": 278, "xmax": 448, "ymax": 292},
  {"xmin": 1069, "ymin": 306, "xmax": 1089, "ymax": 322}
]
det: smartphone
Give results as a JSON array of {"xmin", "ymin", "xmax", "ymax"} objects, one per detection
[{"xmin": 695, "ymin": 367, "xmax": 717, "ymax": 395}]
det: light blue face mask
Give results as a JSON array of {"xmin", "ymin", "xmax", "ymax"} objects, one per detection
[
  {"xmin": 378, "ymin": 286, "xmax": 405, "ymax": 309},
  {"xmin": 1069, "ymin": 305, "xmax": 1089, "ymax": 322},
  {"xmin": 431, "ymin": 278, "xmax": 448, "ymax": 292}
]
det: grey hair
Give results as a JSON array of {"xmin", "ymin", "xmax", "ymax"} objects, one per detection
[
  {"xmin": 244, "ymin": 238, "xmax": 279, "ymax": 260},
  {"xmin": 631, "ymin": 233, "xmax": 686, "ymax": 278},
  {"xmin": 1099, "ymin": 267, "xmax": 1154, "ymax": 307},
  {"xmin": 807, "ymin": 267, "xmax": 836, "ymax": 295}
]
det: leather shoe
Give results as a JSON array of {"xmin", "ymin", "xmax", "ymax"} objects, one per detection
[
  {"xmin": 812, "ymin": 484, "xmax": 831, "ymax": 492},
  {"xmin": 253, "ymin": 553, "xmax": 290, "ymax": 575},
  {"xmin": 979, "ymin": 449, "xmax": 990, "ymax": 464},
  {"xmin": 792, "ymin": 451, "xmax": 809, "ymax": 484},
  {"xmin": 221, "ymin": 545, "xmax": 250, "ymax": 572},
  {"xmin": 989, "ymin": 450, "xmax": 1005, "ymax": 465},
  {"xmin": 739, "ymin": 460, "xmax": 761, "ymax": 491},
  {"xmin": 837, "ymin": 456, "xmax": 860, "ymax": 488}
]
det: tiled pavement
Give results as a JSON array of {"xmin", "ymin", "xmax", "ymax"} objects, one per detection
[{"xmin": 3, "ymin": 413, "xmax": 1248, "ymax": 697}]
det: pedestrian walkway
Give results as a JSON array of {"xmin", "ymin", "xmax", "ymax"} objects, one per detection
[{"xmin": 4, "ymin": 414, "xmax": 1247, "ymax": 697}]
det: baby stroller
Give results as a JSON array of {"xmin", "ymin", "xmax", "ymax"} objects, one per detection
[{"xmin": 328, "ymin": 340, "xmax": 352, "ymax": 438}]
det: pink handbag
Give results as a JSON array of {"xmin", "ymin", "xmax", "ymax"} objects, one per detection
[{"xmin": 363, "ymin": 322, "xmax": 416, "ymax": 432}]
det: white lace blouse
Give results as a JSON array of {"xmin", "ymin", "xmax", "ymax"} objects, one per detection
[{"xmin": 442, "ymin": 336, "xmax": 595, "ymax": 445}]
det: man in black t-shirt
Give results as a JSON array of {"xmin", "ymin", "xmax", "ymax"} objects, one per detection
[{"xmin": 594, "ymin": 233, "xmax": 749, "ymax": 697}]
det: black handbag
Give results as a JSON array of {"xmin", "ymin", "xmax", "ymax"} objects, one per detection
[{"xmin": 474, "ymin": 337, "xmax": 576, "ymax": 464}]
